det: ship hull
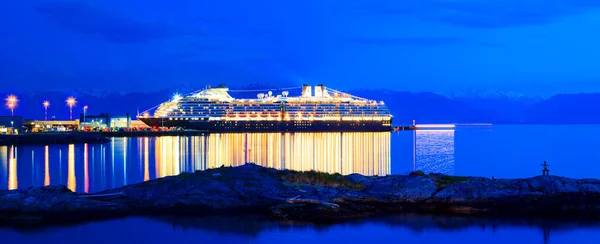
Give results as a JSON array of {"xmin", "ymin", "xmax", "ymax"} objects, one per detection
[{"xmin": 138, "ymin": 118, "xmax": 392, "ymax": 132}]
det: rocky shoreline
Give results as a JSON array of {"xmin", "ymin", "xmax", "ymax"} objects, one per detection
[
  {"xmin": 2, "ymin": 164, "xmax": 600, "ymax": 227},
  {"xmin": 0, "ymin": 132, "xmax": 109, "ymax": 145}
]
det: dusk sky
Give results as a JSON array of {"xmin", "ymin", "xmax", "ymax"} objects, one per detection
[{"xmin": 2, "ymin": 0, "xmax": 600, "ymax": 95}]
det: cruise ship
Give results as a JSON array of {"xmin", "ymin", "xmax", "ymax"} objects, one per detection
[{"xmin": 138, "ymin": 84, "xmax": 393, "ymax": 132}]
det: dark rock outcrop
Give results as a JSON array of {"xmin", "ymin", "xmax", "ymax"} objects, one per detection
[{"xmin": 2, "ymin": 164, "xmax": 600, "ymax": 227}]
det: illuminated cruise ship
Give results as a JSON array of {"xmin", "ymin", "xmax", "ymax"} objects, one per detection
[{"xmin": 138, "ymin": 84, "xmax": 393, "ymax": 132}]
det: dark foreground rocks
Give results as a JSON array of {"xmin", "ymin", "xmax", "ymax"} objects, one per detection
[
  {"xmin": 0, "ymin": 132, "xmax": 109, "ymax": 145},
  {"xmin": 2, "ymin": 164, "xmax": 600, "ymax": 227}
]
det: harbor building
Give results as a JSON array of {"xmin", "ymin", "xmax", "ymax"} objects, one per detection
[
  {"xmin": 0, "ymin": 116, "xmax": 23, "ymax": 134},
  {"xmin": 79, "ymin": 113, "xmax": 131, "ymax": 131}
]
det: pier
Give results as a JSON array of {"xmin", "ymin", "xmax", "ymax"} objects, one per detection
[
  {"xmin": 89, "ymin": 130, "xmax": 208, "ymax": 137},
  {"xmin": 392, "ymin": 124, "xmax": 458, "ymax": 131},
  {"xmin": 392, "ymin": 125, "xmax": 417, "ymax": 131},
  {"xmin": 0, "ymin": 133, "xmax": 109, "ymax": 145}
]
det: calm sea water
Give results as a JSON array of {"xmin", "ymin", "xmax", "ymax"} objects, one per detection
[
  {"xmin": 2, "ymin": 125, "xmax": 600, "ymax": 193},
  {"xmin": 2, "ymin": 125, "xmax": 600, "ymax": 243},
  {"xmin": 1, "ymin": 216, "xmax": 600, "ymax": 244}
]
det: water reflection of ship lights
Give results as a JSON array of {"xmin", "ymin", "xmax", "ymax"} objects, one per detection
[
  {"xmin": 0, "ymin": 132, "xmax": 391, "ymax": 193},
  {"xmin": 153, "ymin": 132, "xmax": 391, "ymax": 176}
]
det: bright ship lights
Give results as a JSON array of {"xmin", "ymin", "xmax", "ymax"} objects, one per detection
[{"xmin": 137, "ymin": 84, "xmax": 393, "ymax": 131}]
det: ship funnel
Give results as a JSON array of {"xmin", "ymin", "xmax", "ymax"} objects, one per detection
[
  {"xmin": 302, "ymin": 84, "xmax": 312, "ymax": 97},
  {"xmin": 314, "ymin": 84, "xmax": 324, "ymax": 97}
]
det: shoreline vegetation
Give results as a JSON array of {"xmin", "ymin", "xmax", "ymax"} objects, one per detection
[{"xmin": 2, "ymin": 164, "xmax": 600, "ymax": 228}]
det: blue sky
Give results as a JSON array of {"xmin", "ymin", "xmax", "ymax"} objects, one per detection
[{"xmin": 1, "ymin": 0, "xmax": 600, "ymax": 95}]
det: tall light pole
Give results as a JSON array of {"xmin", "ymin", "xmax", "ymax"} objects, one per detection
[
  {"xmin": 8, "ymin": 103, "xmax": 14, "ymax": 117},
  {"xmin": 66, "ymin": 97, "xmax": 76, "ymax": 120},
  {"xmin": 5, "ymin": 95, "xmax": 17, "ymax": 128},
  {"xmin": 83, "ymin": 105, "xmax": 88, "ymax": 123},
  {"xmin": 8, "ymin": 103, "xmax": 14, "ymax": 128},
  {"xmin": 43, "ymin": 100, "xmax": 50, "ymax": 121}
]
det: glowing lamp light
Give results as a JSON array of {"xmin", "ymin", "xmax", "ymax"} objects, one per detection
[
  {"xmin": 6, "ymin": 95, "xmax": 17, "ymax": 105},
  {"xmin": 66, "ymin": 97, "xmax": 76, "ymax": 107},
  {"xmin": 5, "ymin": 95, "xmax": 17, "ymax": 118},
  {"xmin": 43, "ymin": 100, "xmax": 50, "ymax": 120},
  {"xmin": 172, "ymin": 93, "xmax": 182, "ymax": 102},
  {"xmin": 6, "ymin": 95, "xmax": 17, "ymax": 109},
  {"xmin": 66, "ymin": 97, "xmax": 77, "ymax": 120}
]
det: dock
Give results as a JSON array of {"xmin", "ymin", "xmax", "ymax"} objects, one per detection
[
  {"xmin": 392, "ymin": 125, "xmax": 417, "ymax": 131},
  {"xmin": 89, "ymin": 130, "xmax": 209, "ymax": 137},
  {"xmin": 392, "ymin": 123, "xmax": 467, "ymax": 131},
  {"xmin": 0, "ymin": 133, "xmax": 109, "ymax": 146}
]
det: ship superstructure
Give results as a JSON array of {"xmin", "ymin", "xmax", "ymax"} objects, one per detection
[{"xmin": 138, "ymin": 84, "xmax": 393, "ymax": 132}]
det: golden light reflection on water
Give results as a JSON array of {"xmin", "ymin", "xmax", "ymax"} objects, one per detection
[
  {"xmin": 0, "ymin": 132, "xmax": 392, "ymax": 192},
  {"xmin": 144, "ymin": 138, "xmax": 150, "ymax": 182},
  {"xmin": 153, "ymin": 132, "xmax": 391, "ymax": 176},
  {"xmin": 67, "ymin": 144, "xmax": 76, "ymax": 192},
  {"xmin": 84, "ymin": 143, "xmax": 89, "ymax": 193},
  {"xmin": 44, "ymin": 146, "xmax": 50, "ymax": 186},
  {"xmin": 0, "ymin": 146, "xmax": 6, "ymax": 189},
  {"xmin": 123, "ymin": 138, "xmax": 127, "ymax": 185},
  {"xmin": 8, "ymin": 146, "xmax": 17, "ymax": 190}
]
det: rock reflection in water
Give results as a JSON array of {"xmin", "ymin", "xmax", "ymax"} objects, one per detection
[
  {"xmin": 2, "ymin": 215, "xmax": 594, "ymax": 244},
  {"xmin": 151, "ymin": 214, "xmax": 600, "ymax": 243}
]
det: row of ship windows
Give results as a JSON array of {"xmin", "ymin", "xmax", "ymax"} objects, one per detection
[
  {"xmin": 182, "ymin": 109, "xmax": 386, "ymax": 112},
  {"xmin": 182, "ymin": 101, "xmax": 380, "ymax": 106},
  {"xmin": 179, "ymin": 109, "xmax": 389, "ymax": 114},
  {"xmin": 175, "ymin": 109, "xmax": 390, "ymax": 113},
  {"xmin": 169, "ymin": 114, "xmax": 394, "ymax": 120},
  {"xmin": 180, "ymin": 104, "xmax": 385, "ymax": 109},
  {"xmin": 172, "ymin": 112, "xmax": 386, "ymax": 116},
  {"xmin": 179, "ymin": 105, "xmax": 387, "ymax": 110},
  {"xmin": 179, "ymin": 108, "xmax": 389, "ymax": 111},
  {"xmin": 209, "ymin": 122, "xmax": 317, "ymax": 126},
  {"xmin": 210, "ymin": 122, "xmax": 340, "ymax": 127},
  {"xmin": 179, "ymin": 104, "xmax": 386, "ymax": 107}
]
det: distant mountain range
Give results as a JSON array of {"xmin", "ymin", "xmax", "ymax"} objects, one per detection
[
  {"xmin": 2, "ymin": 85, "xmax": 599, "ymax": 124},
  {"xmin": 353, "ymin": 89, "xmax": 600, "ymax": 124}
]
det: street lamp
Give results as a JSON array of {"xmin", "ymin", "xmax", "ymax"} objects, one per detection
[
  {"xmin": 43, "ymin": 100, "xmax": 50, "ymax": 121},
  {"xmin": 7, "ymin": 103, "xmax": 15, "ymax": 117},
  {"xmin": 66, "ymin": 97, "xmax": 76, "ymax": 120},
  {"xmin": 5, "ymin": 95, "xmax": 17, "ymax": 128},
  {"xmin": 83, "ymin": 105, "xmax": 88, "ymax": 122}
]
